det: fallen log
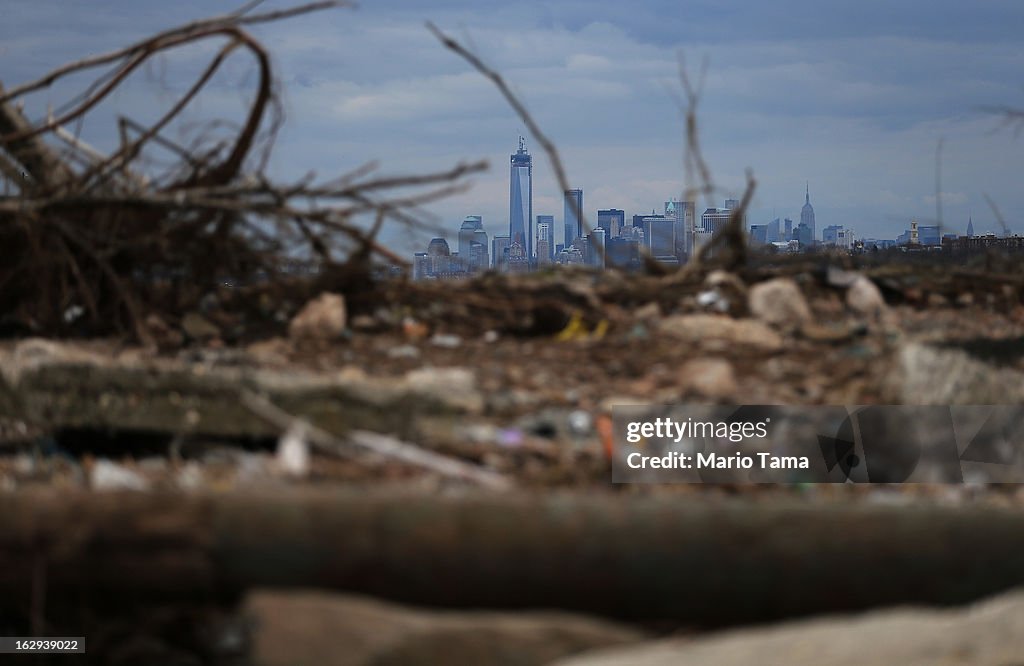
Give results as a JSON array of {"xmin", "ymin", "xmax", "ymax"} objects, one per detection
[{"xmin": 1, "ymin": 489, "xmax": 1024, "ymax": 626}]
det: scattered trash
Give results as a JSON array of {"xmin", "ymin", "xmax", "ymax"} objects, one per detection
[
  {"xmin": 430, "ymin": 333, "xmax": 463, "ymax": 348},
  {"xmin": 275, "ymin": 421, "xmax": 311, "ymax": 478},
  {"xmin": 91, "ymin": 459, "xmax": 150, "ymax": 491},
  {"xmin": 387, "ymin": 344, "xmax": 421, "ymax": 359}
]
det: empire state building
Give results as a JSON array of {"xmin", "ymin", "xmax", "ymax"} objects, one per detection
[{"xmin": 801, "ymin": 183, "xmax": 815, "ymax": 243}]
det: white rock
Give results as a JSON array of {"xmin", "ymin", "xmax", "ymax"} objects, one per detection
[
  {"xmin": 288, "ymin": 292, "xmax": 347, "ymax": 341},
  {"xmin": 748, "ymin": 278, "xmax": 811, "ymax": 330},
  {"xmin": 91, "ymin": 459, "xmax": 149, "ymax": 491},
  {"xmin": 846, "ymin": 276, "xmax": 886, "ymax": 318}
]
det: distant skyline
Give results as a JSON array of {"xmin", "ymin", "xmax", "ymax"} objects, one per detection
[{"xmin": 3, "ymin": 0, "xmax": 1023, "ymax": 252}]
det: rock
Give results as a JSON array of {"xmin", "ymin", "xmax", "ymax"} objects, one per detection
[
  {"xmin": 634, "ymin": 302, "xmax": 662, "ymax": 321},
  {"xmin": 658, "ymin": 314, "xmax": 783, "ymax": 352},
  {"xmin": 350, "ymin": 315, "xmax": 377, "ymax": 331},
  {"xmin": 245, "ymin": 337, "xmax": 291, "ymax": 366},
  {"xmin": 846, "ymin": 276, "xmax": 886, "ymax": 318},
  {"xmin": 887, "ymin": 343, "xmax": 1024, "ymax": 404},
  {"xmin": 403, "ymin": 366, "xmax": 482, "ymax": 413},
  {"xmin": 245, "ymin": 590, "xmax": 646, "ymax": 666},
  {"xmin": 430, "ymin": 333, "xmax": 462, "ymax": 349},
  {"xmin": 91, "ymin": 459, "xmax": 149, "ymax": 491},
  {"xmin": 181, "ymin": 311, "xmax": 221, "ymax": 342},
  {"xmin": 289, "ymin": 293, "xmax": 347, "ymax": 342},
  {"xmin": 825, "ymin": 265, "xmax": 860, "ymax": 288},
  {"xmin": 387, "ymin": 344, "xmax": 420, "ymax": 359},
  {"xmin": 748, "ymin": 278, "xmax": 811, "ymax": 330},
  {"xmin": 678, "ymin": 358, "xmax": 737, "ymax": 400},
  {"xmin": 144, "ymin": 314, "xmax": 184, "ymax": 350},
  {"xmin": 554, "ymin": 588, "xmax": 1024, "ymax": 666}
]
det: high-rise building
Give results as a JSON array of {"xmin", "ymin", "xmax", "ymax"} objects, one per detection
[
  {"xmin": 749, "ymin": 224, "xmax": 768, "ymax": 245},
  {"xmin": 458, "ymin": 216, "xmax": 483, "ymax": 272},
  {"xmin": 597, "ymin": 209, "xmax": 624, "ymax": 240},
  {"xmin": 784, "ymin": 218, "xmax": 793, "ymax": 241},
  {"xmin": 492, "ymin": 235, "xmax": 510, "ymax": 272},
  {"xmin": 800, "ymin": 183, "xmax": 815, "ymax": 244},
  {"xmin": 564, "ymin": 188, "xmax": 583, "ymax": 249},
  {"xmin": 665, "ymin": 200, "xmax": 695, "ymax": 260},
  {"xmin": 509, "ymin": 137, "xmax": 532, "ymax": 261},
  {"xmin": 426, "ymin": 237, "xmax": 452, "ymax": 277},
  {"xmin": 640, "ymin": 215, "xmax": 675, "ymax": 261},
  {"xmin": 536, "ymin": 215, "xmax": 554, "ymax": 262},
  {"xmin": 966, "ymin": 217, "xmax": 975, "ymax": 238},
  {"xmin": 822, "ymin": 224, "xmax": 843, "ymax": 245},
  {"xmin": 766, "ymin": 218, "xmax": 781, "ymax": 243},
  {"xmin": 472, "ymin": 228, "xmax": 489, "ymax": 271},
  {"xmin": 591, "ymin": 228, "xmax": 606, "ymax": 268},
  {"xmin": 606, "ymin": 237, "xmax": 640, "ymax": 271}
]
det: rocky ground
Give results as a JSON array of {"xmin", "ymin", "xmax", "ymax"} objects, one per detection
[{"xmin": 3, "ymin": 260, "xmax": 1024, "ymax": 664}]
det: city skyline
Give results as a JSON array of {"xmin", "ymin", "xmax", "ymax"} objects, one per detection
[{"xmin": 3, "ymin": 0, "xmax": 1022, "ymax": 254}]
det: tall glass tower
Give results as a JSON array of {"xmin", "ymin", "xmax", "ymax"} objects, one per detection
[
  {"xmin": 509, "ymin": 137, "xmax": 533, "ymax": 262},
  {"xmin": 564, "ymin": 188, "xmax": 583, "ymax": 249}
]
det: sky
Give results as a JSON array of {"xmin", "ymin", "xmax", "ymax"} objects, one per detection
[{"xmin": 3, "ymin": 0, "xmax": 1024, "ymax": 255}]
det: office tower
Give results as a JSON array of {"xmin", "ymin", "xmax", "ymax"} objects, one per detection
[
  {"xmin": 822, "ymin": 225, "xmax": 843, "ymax": 245},
  {"xmin": 426, "ymin": 237, "xmax": 452, "ymax": 277},
  {"xmin": 918, "ymin": 224, "xmax": 941, "ymax": 246},
  {"xmin": 639, "ymin": 215, "xmax": 675, "ymax": 261},
  {"xmin": 564, "ymin": 188, "xmax": 583, "ymax": 249},
  {"xmin": 749, "ymin": 224, "xmax": 768, "ymax": 245},
  {"xmin": 591, "ymin": 228, "xmax": 606, "ymax": 268},
  {"xmin": 800, "ymin": 183, "xmax": 815, "ymax": 244},
  {"xmin": 509, "ymin": 137, "xmax": 532, "ymax": 262},
  {"xmin": 766, "ymin": 217, "xmax": 780, "ymax": 243},
  {"xmin": 536, "ymin": 215, "xmax": 554, "ymax": 262},
  {"xmin": 606, "ymin": 237, "xmax": 640, "ymax": 271},
  {"xmin": 665, "ymin": 199, "xmax": 695, "ymax": 260},
  {"xmin": 967, "ymin": 217, "xmax": 974, "ymax": 237},
  {"xmin": 784, "ymin": 218, "xmax": 793, "ymax": 241},
  {"xmin": 413, "ymin": 252, "xmax": 430, "ymax": 280},
  {"xmin": 472, "ymin": 227, "xmax": 489, "ymax": 271},
  {"xmin": 724, "ymin": 198, "xmax": 739, "ymax": 211},
  {"xmin": 492, "ymin": 235, "xmax": 510, "ymax": 272},
  {"xmin": 458, "ymin": 216, "xmax": 483, "ymax": 272},
  {"xmin": 700, "ymin": 207, "xmax": 732, "ymax": 236},
  {"xmin": 597, "ymin": 209, "xmax": 625, "ymax": 240}
]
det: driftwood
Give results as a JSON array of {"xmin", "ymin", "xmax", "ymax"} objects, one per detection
[{"xmin": 2, "ymin": 489, "xmax": 1024, "ymax": 627}]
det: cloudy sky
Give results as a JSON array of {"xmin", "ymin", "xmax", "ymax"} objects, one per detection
[{"xmin": 3, "ymin": 0, "xmax": 1023, "ymax": 254}]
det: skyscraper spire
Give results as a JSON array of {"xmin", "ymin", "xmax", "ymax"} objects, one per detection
[{"xmin": 805, "ymin": 181, "xmax": 810, "ymax": 205}]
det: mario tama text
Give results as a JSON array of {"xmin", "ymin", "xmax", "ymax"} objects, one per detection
[
  {"xmin": 611, "ymin": 405, "xmax": 1024, "ymax": 484},
  {"xmin": 627, "ymin": 450, "xmax": 809, "ymax": 471}
]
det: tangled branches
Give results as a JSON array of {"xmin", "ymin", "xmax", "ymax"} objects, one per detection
[{"xmin": 0, "ymin": 2, "xmax": 486, "ymax": 341}]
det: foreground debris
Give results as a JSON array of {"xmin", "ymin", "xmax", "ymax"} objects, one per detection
[
  {"xmin": 246, "ymin": 591, "xmax": 646, "ymax": 666},
  {"xmin": 2, "ymin": 490, "xmax": 1024, "ymax": 628},
  {"xmin": 556, "ymin": 588, "xmax": 1024, "ymax": 666}
]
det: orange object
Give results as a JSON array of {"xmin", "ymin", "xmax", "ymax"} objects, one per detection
[{"xmin": 597, "ymin": 414, "xmax": 614, "ymax": 460}]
